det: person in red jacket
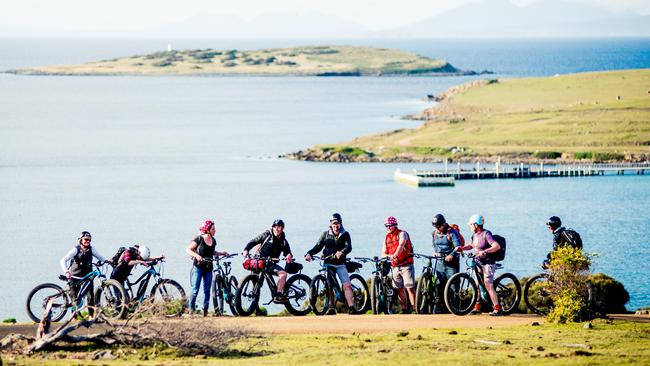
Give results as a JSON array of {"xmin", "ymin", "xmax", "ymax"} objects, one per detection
[{"xmin": 381, "ymin": 216, "xmax": 415, "ymax": 313}]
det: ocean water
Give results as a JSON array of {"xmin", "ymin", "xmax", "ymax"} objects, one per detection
[{"xmin": 0, "ymin": 38, "xmax": 648, "ymax": 320}]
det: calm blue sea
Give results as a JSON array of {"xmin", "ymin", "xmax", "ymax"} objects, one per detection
[{"xmin": 0, "ymin": 38, "xmax": 648, "ymax": 320}]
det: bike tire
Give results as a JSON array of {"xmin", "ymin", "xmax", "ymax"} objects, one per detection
[
  {"xmin": 309, "ymin": 274, "xmax": 330, "ymax": 316},
  {"xmin": 494, "ymin": 272, "xmax": 522, "ymax": 315},
  {"xmin": 227, "ymin": 276, "xmax": 239, "ymax": 316},
  {"xmin": 211, "ymin": 275, "xmax": 226, "ymax": 316},
  {"xmin": 415, "ymin": 275, "xmax": 432, "ymax": 314},
  {"xmin": 235, "ymin": 274, "xmax": 260, "ymax": 317},
  {"xmin": 370, "ymin": 275, "xmax": 386, "ymax": 315},
  {"xmin": 349, "ymin": 273, "xmax": 370, "ymax": 314},
  {"xmin": 444, "ymin": 273, "xmax": 478, "ymax": 316},
  {"xmin": 150, "ymin": 279, "xmax": 186, "ymax": 317},
  {"xmin": 25, "ymin": 283, "xmax": 69, "ymax": 323},
  {"xmin": 523, "ymin": 273, "xmax": 552, "ymax": 316},
  {"xmin": 284, "ymin": 273, "xmax": 311, "ymax": 316},
  {"xmin": 94, "ymin": 279, "xmax": 127, "ymax": 320}
]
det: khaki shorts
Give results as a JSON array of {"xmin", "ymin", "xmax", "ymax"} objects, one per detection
[
  {"xmin": 391, "ymin": 264, "xmax": 415, "ymax": 289},
  {"xmin": 481, "ymin": 264, "xmax": 496, "ymax": 285}
]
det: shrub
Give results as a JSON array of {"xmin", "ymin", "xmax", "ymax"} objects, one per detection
[
  {"xmin": 547, "ymin": 289, "xmax": 587, "ymax": 323},
  {"xmin": 533, "ymin": 151, "xmax": 562, "ymax": 159},
  {"xmin": 574, "ymin": 151, "xmax": 593, "ymax": 160},
  {"xmin": 2, "ymin": 317, "xmax": 16, "ymax": 323},
  {"xmin": 545, "ymin": 246, "xmax": 593, "ymax": 323},
  {"xmin": 587, "ymin": 273, "xmax": 629, "ymax": 315},
  {"xmin": 593, "ymin": 152, "xmax": 625, "ymax": 161}
]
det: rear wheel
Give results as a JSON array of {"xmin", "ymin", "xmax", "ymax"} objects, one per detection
[
  {"xmin": 524, "ymin": 273, "xmax": 552, "ymax": 316},
  {"xmin": 444, "ymin": 273, "xmax": 478, "ymax": 316},
  {"xmin": 150, "ymin": 279, "xmax": 186, "ymax": 317},
  {"xmin": 309, "ymin": 274, "xmax": 330, "ymax": 316},
  {"xmin": 211, "ymin": 275, "xmax": 226, "ymax": 316},
  {"xmin": 349, "ymin": 274, "xmax": 369, "ymax": 313},
  {"xmin": 94, "ymin": 279, "xmax": 127, "ymax": 320},
  {"xmin": 235, "ymin": 274, "xmax": 260, "ymax": 316},
  {"xmin": 494, "ymin": 273, "xmax": 522, "ymax": 315},
  {"xmin": 415, "ymin": 275, "xmax": 433, "ymax": 314},
  {"xmin": 26, "ymin": 283, "xmax": 70, "ymax": 323},
  {"xmin": 227, "ymin": 276, "xmax": 239, "ymax": 316},
  {"xmin": 284, "ymin": 274, "xmax": 311, "ymax": 316},
  {"xmin": 370, "ymin": 276, "xmax": 386, "ymax": 315}
]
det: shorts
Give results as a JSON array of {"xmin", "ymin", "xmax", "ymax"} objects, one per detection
[
  {"xmin": 480, "ymin": 263, "xmax": 496, "ymax": 285},
  {"xmin": 327, "ymin": 264, "xmax": 350, "ymax": 284},
  {"xmin": 271, "ymin": 264, "xmax": 285, "ymax": 275},
  {"xmin": 391, "ymin": 264, "xmax": 415, "ymax": 289}
]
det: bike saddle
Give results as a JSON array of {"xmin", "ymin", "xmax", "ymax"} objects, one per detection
[
  {"xmin": 58, "ymin": 275, "xmax": 68, "ymax": 281},
  {"xmin": 495, "ymin": 263, "xmax": 503, "ymax": 269}
]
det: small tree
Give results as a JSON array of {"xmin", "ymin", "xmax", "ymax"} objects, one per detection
[{"xmin": 546, "ymin": 246, "xmax": 593, "ymax": 323}]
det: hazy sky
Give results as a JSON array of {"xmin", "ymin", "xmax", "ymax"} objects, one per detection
[{"xmin": 2, "ymin": 0, "xmax": 649, "ymax": 33}]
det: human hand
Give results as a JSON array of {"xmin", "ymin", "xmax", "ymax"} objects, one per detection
[
  {"xmin": 242, "ymin": 250, "xmax": 249, "ymax": 257},
  {"xmin": 335, "ymin": 251, "xmax": 343, "ymax": 259},
  {"xmin": 65, "ymin": 272, "xmax": 72, "ymax": 280},
  {"xmin": 286, "ymin": 254, "xmax": 293, "ymax": 263},
  {"xmin": 305, "ymin": 254, "xmax": 312, "ymax": 262},
  {"xmin": 445, "ymin": 255, "xmax": 453, "ymax": 262}
]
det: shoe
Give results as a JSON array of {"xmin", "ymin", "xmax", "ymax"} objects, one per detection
[
  {"xmin": 489, "ymin": 310, "xmax": 503, "ymax": 316},
  {"xmin": 326, "ymin": 308, "xmax": 337, "ymax": 315},
  {"xmin": 202, "ymin": 309, "xmax": 208, "ymax": 317},
  {"xmin": 273, "ymin": 295, "xmax": 288, "ymax": 304},
  {"xmin": 469, "ymin": 309, "xmax": 482, "ymax": 315},
  {"xmin": 348, "ymin": 307, "xmax": 357, "ymax": 315}
]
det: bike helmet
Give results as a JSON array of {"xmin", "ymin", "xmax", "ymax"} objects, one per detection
[
  {"xmin": 432, "ymin": 214, "xmax": 446, "ymax": 226},
  {"xmin": 200, "ymin": 220, "xmax": 214, "ymax": 233},
  {"xmin": 272, "ymin": 219, "xmax": 285, "ymax": 228},
  {"xmin": 330, "ymin": 213, "xmax": 342, "ymax": 224},
  {"xmin": 138, "ymin": 245, "xmax": 151, "ymax": 260},
  {"xmin": 467, "ymin": 214, "xmax": 484, "ymax": 226},
  {"xmin": 546, "ymin": 216, "xmax": 562, "ymax": 229},
  {"xmin": 384, "ymin": 216, "xmax": 398, "ymax": 227}
]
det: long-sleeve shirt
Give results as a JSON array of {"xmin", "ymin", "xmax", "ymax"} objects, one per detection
[
  {"xmin": 307, "ymin": 228, "xmax": 352, "ymax": 265},
  {"xmin": 244, "ymin": 230, "xmax": 292, "ymax": 259},
  {"xmin": 60, "ymin": 245, "xmax": 107, "ymax": 274}
]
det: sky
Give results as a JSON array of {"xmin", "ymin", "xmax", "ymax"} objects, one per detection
[{"xmin": 2, "ymin": 0, "xmax": 649, "ymax": 35}]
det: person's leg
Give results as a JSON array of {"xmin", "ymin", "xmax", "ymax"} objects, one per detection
[
  {"xmin": 392, "ymin": 267, "xmax": 407, "ymax": 309},
  {"xmin": 202, "ymin": 269, "xmax": 212, "ymax": 314},
  {"xmin": 402, "ymin": 265, "xmax": 416, "ymax": 310},
  {"xmin": 335, "ymin": 265, "xmax": 354, "ymax": 307},
  {"xmin": 188, "ymin": 267, "xmax": 201, "ymax": 312},
  {"xmin": 276, "ymin": 270, "xmax": 288, "ymax": 295},
  {"xmin": 483, "ymin": 265, "xmax": 500, "ymax": 313}
]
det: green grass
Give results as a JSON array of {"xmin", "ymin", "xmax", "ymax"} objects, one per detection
[{"xmin": 339, "ymin": 69, "xmax": 650, "ymax": 161}]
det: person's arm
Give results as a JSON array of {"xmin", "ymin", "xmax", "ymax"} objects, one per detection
[
  {"xmin": 283, "ymin": 239, "xmax": 293, "ymax": 262},
  {"xmin": 91, "ymin": 247, "xmax": 107, "ymax": 262},
  {"xmin": 186, "ymin": 240, "xmax": 203, "ymax": 262},
  {"xmin": 478, "ymin": 232, "xmax": 500, "ymax": 257},
  {"xmin": 60, "ymin": 247, "xmax": 77, "ymax": 274},
  {"xmin": 306, "ymin": 232, "xmax": 326, "ymax": 261},
  {"xmin": 449, "ymin": 231, "xmax": 461, "ymax": 259},
  {"xmin": 391, "ymin": 232, "xmax": 408, "ymax": 260},
  {"xmin": 243, "ymin": 231, "xmax": 267, "ymax": 256},
  {"xmin": 381, "ymin": 238, "xmax": 388, "ymax": 257},
  {"xmin": 341, "ymin": 232, "xmax": 352, "ymax": 255}
]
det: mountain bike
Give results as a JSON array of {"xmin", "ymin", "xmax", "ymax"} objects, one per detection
[
  {"xmin": 235, "ymin": 256, "xmax": 311, "ymax": 316},
  {"xmin": 523, "ymin": 272, "xmax": 553, "ymax": 315},
  {"xmin": 354, "ymin": 256, "xmax": 396, "ymax": 314},
  {"xmin": 308, "ymin": 256, "xmax": 370, "ymax": 315},
  {"xmin": 413, "ymin": 253, "xmax": 446, "ymax": 314},
  {"xmin": 26, "ymin": 261, "xmax": 126, "ymax": 322},
  {"xmin": 204, "ymin": 254, "xmax": 239, "ymax": 316},
  {"xmin": 119, "ymin": 257, "xmax": 186, "ymax": 317},
  {"xmin": 443, "ymin": 253, "xmax": 521, "ymax": 315}
]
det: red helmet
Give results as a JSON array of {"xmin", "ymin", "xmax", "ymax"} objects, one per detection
[
  {"xmin": 200, "ymin": 220, "xmax": 214, "ymax": 233},
  {"xmin": 384, "ymin": 216, "xmax": 398, "ymax": 226}
]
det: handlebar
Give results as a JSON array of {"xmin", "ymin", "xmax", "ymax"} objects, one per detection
[
  {"xmin": 353, "ymin": 256, "xmax": 391, "ymax": 264},
  {"xmin": 413, "ymin": 253, "xmax": 444, "ymax": 260},
  {"xmin": 309, "ymin": 254, "xmax": 335, "ymax": 261}
]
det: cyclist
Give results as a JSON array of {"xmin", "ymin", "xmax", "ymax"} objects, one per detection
[
  {"xmin": 186, "ymin": 219, "xmax": 229, "ymax": 316},
  {"xmin": 59, "ymin": 231, "xmax": 109, "ymax": 306},
  {"xmin": 381, "ymin": 216, "xmax": 416, "ymax": 313},
  {"xmin": 242, "ymin": 219, "xmax": 294, "ymax": 303},
  {"xmin": 457, "ymin": 214, "xmax": 502, "ymax": 316},
  {"xmin": 544, "ymin": 216, "xmax": 583, "ymax": 267},
  {"xmin": 305, "ymin": 213, "xmax": 357, "ymax": 314},
  {"xmin": 110, "ymin": 245, "xmax": 164, "ymax": 289},
  {"xmin": 431, "ymin": 214, "xmax": 461, "ymax": 305}
]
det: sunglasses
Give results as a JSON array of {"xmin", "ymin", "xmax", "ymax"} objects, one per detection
[
  {"xmin": 385, "ymin": 224, "xmax": 396, "ymax": 228},
  {"xmin": 330, "ymin": 221, "xmax": 341, "ymax": 225},
  {"xmin": 82, "ymin": 238, "xmax": 92, "ymax": 242}
]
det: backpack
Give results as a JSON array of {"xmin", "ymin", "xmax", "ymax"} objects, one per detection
[
  {"xmin": 561, "ymin": 229, "xmax": 583, "ymax": 250},
  {"xmin": 482, "ymin": 231, "xmax": 506, "ymax": 262},
  {"xmin": 110, "ymin": 246, "xmax": 137, "ymax": 267},
  {"xmin": 447, "ymin": 224, "xmax": 466, "ymax": 246}
]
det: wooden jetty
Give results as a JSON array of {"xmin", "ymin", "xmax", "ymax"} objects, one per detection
[{"xmin": 395, "ymin": 162, "xmax": 649, "ymax": 187}]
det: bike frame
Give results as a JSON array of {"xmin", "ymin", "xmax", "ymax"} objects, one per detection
[
  {"xmin": 67, "ymin": 263, "xmax": 107, "ymax": 307},
  {"xmin": 123, "ymin": 260, "xmax": 163, "ymax": 303}
]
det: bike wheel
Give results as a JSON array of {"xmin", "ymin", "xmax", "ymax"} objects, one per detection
[
  {"xmin": 284, "ymin": 273, "xmax": 311, "ymax": 316},
  {"xmin": 349, "ymin": 273, "xmax": 369, "ymax": 314},
  {"xmin": 94, "ymin": 279, "xmax": 127, "ymax": 320},
  {"xmin": 235, "ymin": 274, "xmax": 260, "ymax": 317},
  {"xmin": 309, "ymin": 274, "xmax": 330, "ymax": 316},
  {"xmin": 26, "ymin": 283, "xmax": 70, "ymax": 323},
  {"xmin": 211, "ymin": 275, "xmax": 226, "ymax": 316},
  {"xmin": 494, "ymin": 273, "xmax": 521, "ymax": 315},
  {"xmin": 370, "ymin": 276, "xmax": 386, "ymax": 315},
  {"xmin": 415, "ymin": 275, "xmax": 433, "ymax": 314},
  {"xmin": 150, "ymin": 279, "xmax": 186, "ymax": 317},
  {"xmin": 524, "ymin": 273, "xmax": 552, "ymax": 316},
  {"xmin": 227, "ymin": 276, "xmax": 239, "ymax": 316},
  {"xmin": 444, "ymin": 273, "xmax": 478, "ymax": 316}
]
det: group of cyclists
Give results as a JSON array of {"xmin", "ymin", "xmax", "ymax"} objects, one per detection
[{"xmin": 56, "ymin": 213, "xmax": 581, "ymax": 318}]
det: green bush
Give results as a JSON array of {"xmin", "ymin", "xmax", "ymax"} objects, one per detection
[
  {"xmin": 547, "ymin": 290, "xmax": 587, "ymax": 323},
  {"xmin": 533, "ymin": 151, "xmax": 562, "ymax": 159},
  {"xmin": 587, "ymin": 273, "xmax": 629, "ymax": 315},
  {"xmin": 2, "ymin": 317, "xmax": 16, "ymax": 323},
  {"xmin": 546, "ymin": 247, "xmax": 593, "ymax": 323},
  {"xmin": 574, "ymin": 151, "xmax": 593, "ymax": 159},
  {"xmin": 593, "ymin": 152, "xmax": 625, "ymax": 161}
]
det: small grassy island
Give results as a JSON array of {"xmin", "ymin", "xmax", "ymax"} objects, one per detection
[
  {"xmin": 7, "ymin": 46, "xmax": 478, "ymax": 76},
  {"xmin": 287, "ymin": 69, "xmax": 650, "ymax": 163}
]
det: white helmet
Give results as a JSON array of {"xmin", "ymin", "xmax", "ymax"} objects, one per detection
[{"xmin": 138, "ymin": 245, "xmax": 151, "ymax": 260}]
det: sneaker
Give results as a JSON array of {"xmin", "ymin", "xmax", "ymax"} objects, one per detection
[
  {"xmin": 348, "ymin": 307, "xmax": 358, "ymax": 315},
  {"xmin": 489, "ymin": 310, "xmax": 503, "ymax": 316},
  {"xmin": 326, "ymin": 308, "xmax": 337, "ymax": 315},
  {"xmin": 202, "ymin": 309, "xmax": 208, "ymax": 317},
  {"xmin": 273, "ymin": 295, "xmax": 288, "ymax": 304},
  {"xmin": 469, "ymin": 309, "xmax": 482, "ymax": 315}
]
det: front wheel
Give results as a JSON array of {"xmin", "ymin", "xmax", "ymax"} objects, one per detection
[
  {"xmin": 235, "ymin": 274, "xmax": 260, "ymax": 317},
  {"xmin": 494, "ymin": 273, "xmax": 522, "ymax": 315},
  {"xmin": 26, "ymin": 283, "xmax": 70, "ymax": 323},
  {"xmin": 284, "ymin": 274, "xmax": 311, "ymax": 316},
  {"xmin": 349, "ymin": 273, "xmax": 369, "ymax": 314},
  {"xmin": 150, "ymin": 279, "xmax": 186, "ymax": 317},
  {"xmin": 415, "ymin": 275, "xmax": 433, "ymax": 314},
  {"xmin": 227, "ymin": 276, "xmax": 239, "ymax": 316},
  {"xmin": 523, "ymin": 273, "xmax": 552, "ymax": 316},
  {"xmin": 211, "ymin": 275, "xmax": 226, "ymax": 316},
  {"xmin": 370, "ymin": 276, "xmax": 386, "ymax": 315},
  {"xmin": 309, "ymin": 274, "xmax": 330, "ymax": 316},
  {"xmin": 94, "ymin": 279, "xmax": 127, "ymax": 320},
  {"xmin": 444, "ymin": 273, "xmax": 478, "ymax": 316}
]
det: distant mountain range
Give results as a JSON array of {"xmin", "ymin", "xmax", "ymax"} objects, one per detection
[{"xmin": 5, "ymin": 0, "xmax": 650, "ymax": 38}]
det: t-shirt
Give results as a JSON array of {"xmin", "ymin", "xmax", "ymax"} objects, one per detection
[{"xmin": 470, "ymin": 230, "xmax": 498, "ymax": 265}]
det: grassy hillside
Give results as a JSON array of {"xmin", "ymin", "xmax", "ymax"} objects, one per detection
[
  {"xmin": 292, "ymin": 69, "xmax": 650, "ymax": 162},
  {"xmin": 9, "ymin": 46, "xmax": 465, "ymax": 76}
]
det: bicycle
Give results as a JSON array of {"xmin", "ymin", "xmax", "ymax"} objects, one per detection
[
  {"xmin": 235, "ymin": 256, "xmax": 311, "ymax": 316},
  {"xmin": 354, "ymin": 256, "xmax": 396, "ymax": 314},
  {"xmin": 204, "ymin": 254, "xmax": 239, "ymax": 316},
  {"xmin": 26, "ymin": 261, "xmax": 126, "ymax": 323},
  {"xmin": 413, "ymin": 253, "xmax": 446, "ymax": 314},
  {"xmin": 523, "ymin": 272, "xmax": 553, "ymax": 315},
  {"xmin": 443, "ymin": 252, "xmax": 521, "ymax": 316},
  {"xmin": 119, "ymin": 257, "xmax": 186, "ymax": 317},
  {"xmin": 308, "ymin": 255, "xmax": 370, "ymax": 315}
]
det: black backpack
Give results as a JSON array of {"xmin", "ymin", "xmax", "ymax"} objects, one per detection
[
  {"xmin": 110, "ymin": 246, "xmax": 136, "ymax": 267},
  {"xmin": 561, "ymin": 229, "xmax": 583, "ymax": 250},
  {"xmin": 483, "ymin": 231, "xmax": 506, "ymax": 262}
]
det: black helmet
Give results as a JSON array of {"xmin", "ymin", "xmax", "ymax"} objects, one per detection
[
  {"xmin": 546, "ymin": 216, "xmax": 562, "ymax": 229},
  {"xmin": 330, "ymin": 213, "xmax": 342, "ymax": 223},
  {"xmin": 432, "ymin": 214, "xmax": 446, "ymax": 226},
  {"xmin": 272, "ymin": 219, "xmax": 285, "ymax": 228}
]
